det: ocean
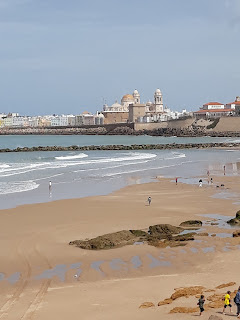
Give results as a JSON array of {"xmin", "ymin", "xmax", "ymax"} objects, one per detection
[{"xmin": 0, "ymin": 135, "xmax": 240, "ymax": 209}]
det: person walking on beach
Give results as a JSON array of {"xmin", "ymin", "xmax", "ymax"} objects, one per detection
[
  {"xmin": 210, "ymin": 177, "xmax": 213, "ymax": 185},
  {"xmin": 175, "ymin": 177, "xmax": 178, "ymax": 185},
  {"xmin": 197, "ymin": 295, "xmax": 205, "ymax": 316},
  {"xmin": 147, "ymin": 196, "xmax": 151, "ymax": 206},
  {"xmin": 224, "ymin": 165, "xmax": 226, "ymax": 175},
  {"xmin": 222, "ymin": 290, "xmax": 232, "ymax": 315},
  {"xmin": 234, "ymin": 287, "xmax": 240, "ymax": 318},
  {"xmin": 199, "ymin": 179, "xmax": 203, "ymax": 187}
]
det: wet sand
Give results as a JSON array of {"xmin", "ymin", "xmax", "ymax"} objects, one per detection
[{"xmin": 1, "ymin": 176, "xmax": 240, "ymax": 319}]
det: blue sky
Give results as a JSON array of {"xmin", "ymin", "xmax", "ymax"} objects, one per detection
[{"xmin": 0, "ymin": 0, "xmax": 240, "ymax": 115}]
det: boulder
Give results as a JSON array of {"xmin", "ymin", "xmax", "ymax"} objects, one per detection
[
  {"xmin": 180, "ymin": 220, "xmax": 202, "ymax": 228},
  {"xmin": 227, "ymin": 210, "xmax": 240, "ymax": 225},
  {"xmin": 171, "ymin": 286, "xmax": 205, "ymax": 300},
  {"xmin": 139, "ymin": 302, "xmax": 155, "ymax": 308},
  {"xmin": 233, "ymin": 231, "xmax": 240, "ymax": 237},
  {"xmin": 148, "ymin": 224, "xmax": 183, "ymax": 239},
  {"xmin": 198, "ymin": 232, "xmax": 209, "ymax": 236},
  {"xmin": 208, "ymin": 315, "xmax": 223, "ymax": 320}
]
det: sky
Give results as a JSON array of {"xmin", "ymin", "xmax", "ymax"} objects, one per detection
[{"xmin": 0, "ymin": 0, "xmax": 240, "ymax": 115}]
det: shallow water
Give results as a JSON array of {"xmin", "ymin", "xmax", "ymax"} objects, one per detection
[{"xmin": 0, "ymin": 136, "xmax": 240, "ymax": 209}]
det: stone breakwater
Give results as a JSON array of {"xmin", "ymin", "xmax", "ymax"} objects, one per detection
[{"xmin": 0, "ymin": 142, "xmax": 240, "ymax": 153}]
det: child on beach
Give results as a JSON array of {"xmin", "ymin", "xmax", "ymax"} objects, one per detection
[
  {"xmin": 197, "ymin": 295, "xmax": 205, "ymax": 316},
  {"xmin": 222, "ymin": 290, "xmax": 232, "ymax": 315}
]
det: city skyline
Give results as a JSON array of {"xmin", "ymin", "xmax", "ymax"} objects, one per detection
[{"xmin": 0, "ymin": 0, "xmax": 240, "ymax": 115}]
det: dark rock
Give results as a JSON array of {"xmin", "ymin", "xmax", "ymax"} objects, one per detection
[
  {"xmin": 69, "ymin": 230, "xmax": 136, "ymax": 250},
  {"xmin": 180, "ymin": 220, "xmax": 202, "ymax": 228},
  {"xmin": 148, "ymin": 224, "xmax": 183, "ymax": 240},
  {"xmin": 227, "ymin": 210, "xmax": 240, "ymax": 225},
  {"xmin": 233, "ymin": 230, "xmax": 240, "ymax": 237}
]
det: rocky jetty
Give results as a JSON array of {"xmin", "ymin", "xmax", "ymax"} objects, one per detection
[
  {"xmin": 1, "ymin": 142, "xmax": 240, "ymax": 153},
  {"xmin": 227, "ymin": 210, "xmax": 240, "ymax": 225}
]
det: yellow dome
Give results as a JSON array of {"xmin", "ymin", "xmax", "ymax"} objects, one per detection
[{"xmin": 121, "ymin": 94, "xmax": 134, "ymax": 101}]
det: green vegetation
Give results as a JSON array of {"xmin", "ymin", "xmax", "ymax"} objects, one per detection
[{"xmin": 206, "ymin": 118, "xmax": 220, "ymax": 129}]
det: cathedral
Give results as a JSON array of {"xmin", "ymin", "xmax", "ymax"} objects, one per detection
[{"xmin": 102, "ymin": 89, "xmax": 163, "ymax": 123}]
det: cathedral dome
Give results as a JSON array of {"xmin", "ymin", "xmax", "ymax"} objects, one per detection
[{"xmin": 121, "ymin": 94, "xmax": 134, "ymax": 101}]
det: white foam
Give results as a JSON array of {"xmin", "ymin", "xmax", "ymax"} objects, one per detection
[
  {"xmin": 0, "ymin": 181, "xmax": 39, "ymax": 195},
  {"xmin": 165, "ymin": 152, "xmax": 186, "ymax": 160},
  {"xmin": 0, "ymin": 153, "xmax": 157, "ymax": 177},
  {"xmin": 55, "ymin": 153, "xmax": 88, "ymax": 160},
  {"xmin": 0, "ymin": 164, "xmax": 10, "ymax": 168}
]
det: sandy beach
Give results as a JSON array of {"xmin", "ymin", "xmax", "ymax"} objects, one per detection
[{"xmin": 1, "ymin": 175, "xmax": 240, "ymax": 319}]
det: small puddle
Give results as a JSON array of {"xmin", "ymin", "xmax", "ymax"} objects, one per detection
[
  {"xmin": 223, "ymin": 246, "xmax": 230, "ymax": 252},
  {"xmin": 200, "ymin": 214, "xmax": 238, "ymax": 230},
  {"xmin": 180, "ymin": 249, "xmax": 187, "ymax": 253},
  {"xmin": 131, "ymin": 256, "xmax": 142, "ymax": 269},
  {"xmin": 7, "ymin": 272, "xmax": 21, "ymax": 284},
  {"xmin": 35, "ymin": 264, "xmax": 67, "ymax": 282},
  {"xmin": 202, "ymin": 247, "xmax": 215, "ymax": 253},
  {"xmin": 211, "ymin": 233, "xmax": 232, "ymax": 238},
  {"xmin": 147, "ymin": 254, "xmax": 171, "ymax": 268},
  {"xmin": 190, "ymin": 248, "xmax": 198, "ymax": 253},
  {"xmin": 134, "ymin": 242, "xmax": 144, "ymax": 245},
  {"xmin": 109, "ymin": 258, "xmax": 127, "ymax": 271},
  {"xmin": 212, "ymin": 191, "xmax": 239, "ymax": 200},
  {"xmin": 91, "ymin": 261, "xmax": 105, "ymax": 275}
]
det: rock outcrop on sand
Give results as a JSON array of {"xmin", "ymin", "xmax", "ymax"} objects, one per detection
[
  {"xmin": 148, "ymin": 224, "xmax": 183, "ymax": 239},
  {"xmin": 227, "ymin": 210, "xmax": 240, "ymax": 225},
  {"xmin": 69, "ymin": 223, "xmax": 196, "ymax": 250},
  {"xmin": 157, "ymin": 299, "xmax": 173, "ymax": 306},
  {"xmin": 179, "ymin": 220, "xmax": 202, "ymax": 228},
  {"xmin": 142, "ymin": 282, "xmax": 239, "ymax": 314},
  {"xmin": 216, "ymin": 282, "xmax": 236, "ymax": 289},
  {"xmin": 170, "ymin": 286, "xmax": 205, "ymax": 300},
  {"xmin": 139, "ymin": 302, "xmax": 155, "ymax": 308},
  {"xmin": 69, "ymin": 230, "xmax": 137, "ymax": 250}
]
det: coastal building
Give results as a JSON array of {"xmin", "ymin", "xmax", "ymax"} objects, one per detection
[
  {"xmin": 194, "ymin": 100, "xmax": 236, "ymax": 119},
  {"xmin": 225, "ymin": 96, "xmax": 240, "ymax": 111}
]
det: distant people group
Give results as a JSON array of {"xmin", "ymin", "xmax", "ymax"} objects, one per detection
[{"xmin": 197, "ymin": 286, "xmax": 240, "ymax": 317}]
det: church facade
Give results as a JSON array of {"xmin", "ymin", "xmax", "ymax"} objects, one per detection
[{"xmin": 102, "ymin": 89, "xmax": 164, "ymax": 123}]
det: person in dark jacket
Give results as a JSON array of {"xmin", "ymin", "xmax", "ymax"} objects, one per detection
[
  {"xmin": 197, "ymin": 295, "xmax": 205, "ymax": 316},
  {"xmin": 235, "ymin": 287, "xmax": 240, "ymax": 318}
]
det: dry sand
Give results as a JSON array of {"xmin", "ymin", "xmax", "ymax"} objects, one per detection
[{"xmin": 1, "ymin": 175, "xmax": 240, "ymax": 319}]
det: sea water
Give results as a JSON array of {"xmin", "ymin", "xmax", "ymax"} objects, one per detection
[{"xmin": 0, "ymin": 135, "xmax": 240, "ymax": 209}]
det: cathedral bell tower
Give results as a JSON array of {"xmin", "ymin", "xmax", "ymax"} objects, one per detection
[
  {"xmin": 154, "ymin": 88, "xmax": 163, "ymax": 113},
  {"xmin": 133, "ymin": 89, "xmax": 140, "ymax": 104}
]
